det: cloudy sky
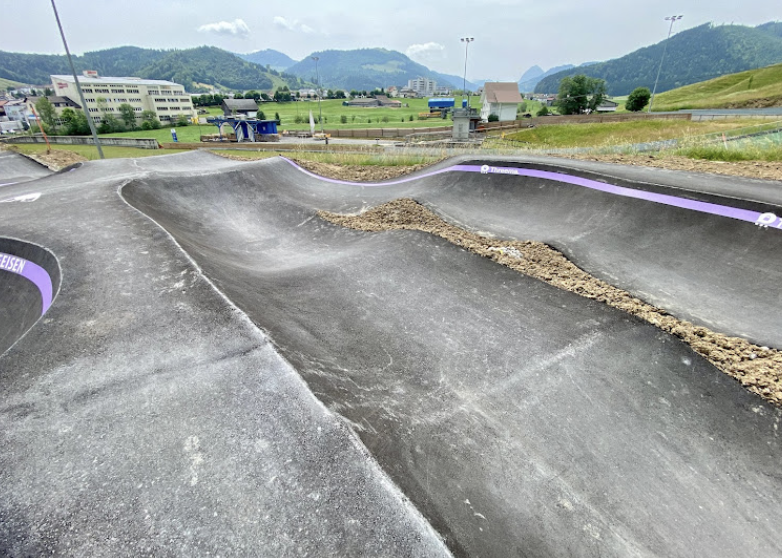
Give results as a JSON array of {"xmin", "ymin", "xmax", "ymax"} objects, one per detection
[{"xmin": 3, "ymin": 1, "xmax": 780, "ymax": 81}]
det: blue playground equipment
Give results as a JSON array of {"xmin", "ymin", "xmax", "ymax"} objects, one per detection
[{"xmin": 206, "ymin": 116, "xmax": 279, "ymax": 142}]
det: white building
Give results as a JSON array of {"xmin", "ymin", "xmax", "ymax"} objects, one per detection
[
  {"xmin": 480, "ymin": 82, "xmax": 523, "ymax": 122},
  {"xmin": 407, "ymin": 77, "xmax": 437, "ymax": 97},
  {"xmin": 50, "ymin": 73, "xmax": 195, "ymax": 124}
]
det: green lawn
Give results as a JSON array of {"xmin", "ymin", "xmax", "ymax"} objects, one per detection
[
  {"xmin": 202, "ymin": 96, "xmax": 480, "ymax": 129},
  {"xmin": 102, "ymin": 97, "xmax": 480, "ymax": 142}
]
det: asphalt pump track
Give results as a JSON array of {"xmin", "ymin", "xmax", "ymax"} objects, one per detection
[{"xmin": 1, "ymin": 151, "xmax": 781, "ymax": 557}]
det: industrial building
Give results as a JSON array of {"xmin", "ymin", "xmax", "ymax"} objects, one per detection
[{"xmin": 49, "ymin": 73, "xmax": 195, "ymax": 124}]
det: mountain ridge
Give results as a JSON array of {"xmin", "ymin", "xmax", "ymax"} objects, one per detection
[
  {"xmin": 237, "ymin": 49, "xmax": 298, "ymax": 71},
  {"xmin": 534, "ymin": 22, "xmax": 782, "ymax": 95}
]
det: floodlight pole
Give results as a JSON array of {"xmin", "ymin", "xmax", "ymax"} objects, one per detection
[
  {"xmin": 50, "ymin": 0, "xmax": 104, "ymax": 158},
  {"xmin": 311, "ymin": 56, "xmax": 324, "ymax": 135},
  {"xmin": 648, "ymin": 15, "xmax": 683, "ymax": 114},
  {"xmin": 460, "ymin": 37, "xmax": 474, "ymax": 109}
]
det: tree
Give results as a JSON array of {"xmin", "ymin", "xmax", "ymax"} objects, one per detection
[
  {"xmin": 625, "ymin": 87, "xmax": 651, "ymax": 112},
  {"xmin": 275, "ymin": 112, "xmax": 281, "ymax": 124},
  {"xmin": 35, "ymin": 97, "xmax": 57, "ymax": 131},
  {"xmin": 98, "ymin": 113, "xmax": 122, "ymax": 134},
  {"xmin": 536, "ymin": 105, "xmax": 549, "ymax": 117},
  {"xmin": 555, "ymin": 74, "xmax": 607, "ymax": 115},
  {"xmin": 118, "ymin": 103, "xmax": 138, "ymax": 130},
  {"xmin": 140, "ymin": 110, "xmax": 161, "ymax": 130},
  {"xmin": 60, "ymin": 108, "xmax": 90, "ymax": 135},
  {"xmin": 44, "ymin": 87, "xmax": 53, "ymax": 97}
]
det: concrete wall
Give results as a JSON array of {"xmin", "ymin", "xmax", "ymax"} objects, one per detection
[{"xmin": 6, "ymin": 135, "xmax": 160, "ymax": 149}]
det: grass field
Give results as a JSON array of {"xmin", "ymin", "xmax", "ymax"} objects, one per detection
[
  {"xmin": 652, "ymin": 63, "xmax": 782, "ymax": 112},
  {"xmin": 201, "ymin": 96, "xmax": 480, "ymax": 129},
  {"xmin": 101, "ymin": 97, "xmax": 482, "ymax": 142},
  {"xmin": 496, "ymin": 118, "xmax": 772, "ymax": 149}
]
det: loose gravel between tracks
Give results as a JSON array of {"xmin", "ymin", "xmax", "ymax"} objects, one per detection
[{"xmin": 320, "ymin": 198, "xmax": 782, "ymax": 407}]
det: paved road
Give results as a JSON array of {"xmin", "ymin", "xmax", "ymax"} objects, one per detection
[{"xmin": 2, "ymin": 152, "xmax": 781, "ymax": 557}]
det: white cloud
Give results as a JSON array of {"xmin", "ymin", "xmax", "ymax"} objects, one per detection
[
  {"xmin": 273, "ymin": 16, "xmax": 315, "ymax": 34},
  {"xmin": 197, "ymin": 19, "xmax": 250, "ymax": 37},
  {"xmin": 405, "ymin": 42, "xmax": 447, "ymax": 65}
]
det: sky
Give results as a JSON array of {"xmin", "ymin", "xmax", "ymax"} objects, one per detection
[{"xmin": 3, "ymin": 1, "xmax": 780, "ymax": 82}]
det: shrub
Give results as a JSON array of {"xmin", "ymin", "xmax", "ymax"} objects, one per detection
[
  {"xmin": 487, "ymin": 113, "xmax": 499, "ymax": 122},
  {"xmin": 626, "ymin": 87, "xmax": 651, "ymax": 112}
]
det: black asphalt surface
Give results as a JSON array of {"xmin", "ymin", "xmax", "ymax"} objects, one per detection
[
  {"xmin": 1, "ymin": 151, "xmax": 781, "ymax": 557},
  {"xmin": 0, "ymin": 151, "xmax": 51, "ymax": 186}
]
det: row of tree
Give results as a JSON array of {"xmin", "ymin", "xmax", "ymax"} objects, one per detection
[
  {"xmin": 552, "ymin": 75, "xmax": 651, "ymax": 114},
  {"xmin": 32, "ymin": 97, "xmax": 190, "ymax": 136}
]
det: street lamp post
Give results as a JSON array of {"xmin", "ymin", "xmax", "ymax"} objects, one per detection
[
  {"xmin": 50, "ymin": 0, "xmax": 104, "ymax": 158},
  {"xmin": 648, "ymin": 15, "xmax": 683, "ymax": 113},
  {"xmin": 311, "ymin": 56, "xmax": 324, "ymax": 135},
  {"xmin": 460, "ymin": 37, "xmax": 474, "ymax": 110}
]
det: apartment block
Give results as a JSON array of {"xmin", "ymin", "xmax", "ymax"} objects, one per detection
[{"xmin": 406, "ymin": 77, "xmax": 437, "ymax": 97}]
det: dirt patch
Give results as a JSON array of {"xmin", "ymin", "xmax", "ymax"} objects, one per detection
[
  {"xmin": 725, "ymin": 97, "xmax": 782, "ymax": 109},
  {"xmin": 215, "ymin": 152, "xmax": 442, "ymax": 182},
  {"xmin": 293, "ymin": 160, "xmax": 440, "ymax": 182},
  {"xmin": 320, "ymin": 198, "xmax": 782, "ymax": 407},
  {"xmin": 559, "ymin": 153, "xmax": 782, "ymax": 182}
]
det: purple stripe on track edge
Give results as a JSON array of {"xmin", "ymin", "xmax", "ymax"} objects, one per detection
[
  {"xmin": 0, "ymin": 252, "xmax": 53, "ymax": 315},
  {"xmin": 281, "ymin": 157, "xmax": 782, "ymax": 231}
]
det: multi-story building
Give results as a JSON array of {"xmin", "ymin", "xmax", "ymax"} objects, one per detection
[
  {"xmin": 407, "ymin": 77, "xmax": 437, "ymax": 97},
  {"xmin": 50, "ymin": 73, "xmax": 195, "ymax": 124}
]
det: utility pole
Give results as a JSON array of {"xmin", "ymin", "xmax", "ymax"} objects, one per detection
[
  {"xmin": 311, "ymin": 56, "xmax": 324, "ymax": 135},
  {"xmin": 50, "ymin": 0, "xmax": 104, "ymax": 158},
  {"xmin": 460, "ymin": 38, "xmax": 474, "ymax": 109},
  {"xmin": 648, "ymin": 15, "xmax": 683, "ymax": 114}
]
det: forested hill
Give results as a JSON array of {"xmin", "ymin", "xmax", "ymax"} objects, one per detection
[
  {"xmin": 534, "ymin": 22, "xmax": 782, "ymax": 96},
  {"xmin": 237, "ymin": 49, "xmax": 298, "ymax": 71},
  {"xmin": 285, "ymin": 48, "xmax": 476, "ymax": 91},
  {"xmin": 0, "ymin": 46, "xmax": 301, "ymax": 92}
]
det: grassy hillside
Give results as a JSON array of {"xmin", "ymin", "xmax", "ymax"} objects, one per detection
[
  {"xmin": 0, "ymin": 76, "xmax": 23, "ymax": 89},
  {"xmin": 651, "ymin": 63, "xmax": 782, "ymax": 111},
  {"xmin": 496, "ymin": 118, "xmax": 768, "ymax": 148}
]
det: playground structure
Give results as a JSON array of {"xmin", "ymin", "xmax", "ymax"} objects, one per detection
[{"xmin": 205, "ymin": 116, "xmax": 280, "ymax": 142}]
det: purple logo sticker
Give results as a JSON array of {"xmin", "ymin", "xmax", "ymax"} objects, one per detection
[{"xmin": 0, "ymin": 252, "xmax": 53, "ymax": 315}]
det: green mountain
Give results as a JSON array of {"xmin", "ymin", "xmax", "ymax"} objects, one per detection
[
  {"xmin": 534, "ymin": 22, "xmax": 782, "ymax": 96},
  {"xmin": 286, "ymin": 48, "xmax": 476, "ymax": 91},
  {"xmin": 0, "ymin": 46, "xmax": 295, "ymax": 91},
  {"xmin": 238, "ymin": 49, "xmax": 297, "ymax": 71}
]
